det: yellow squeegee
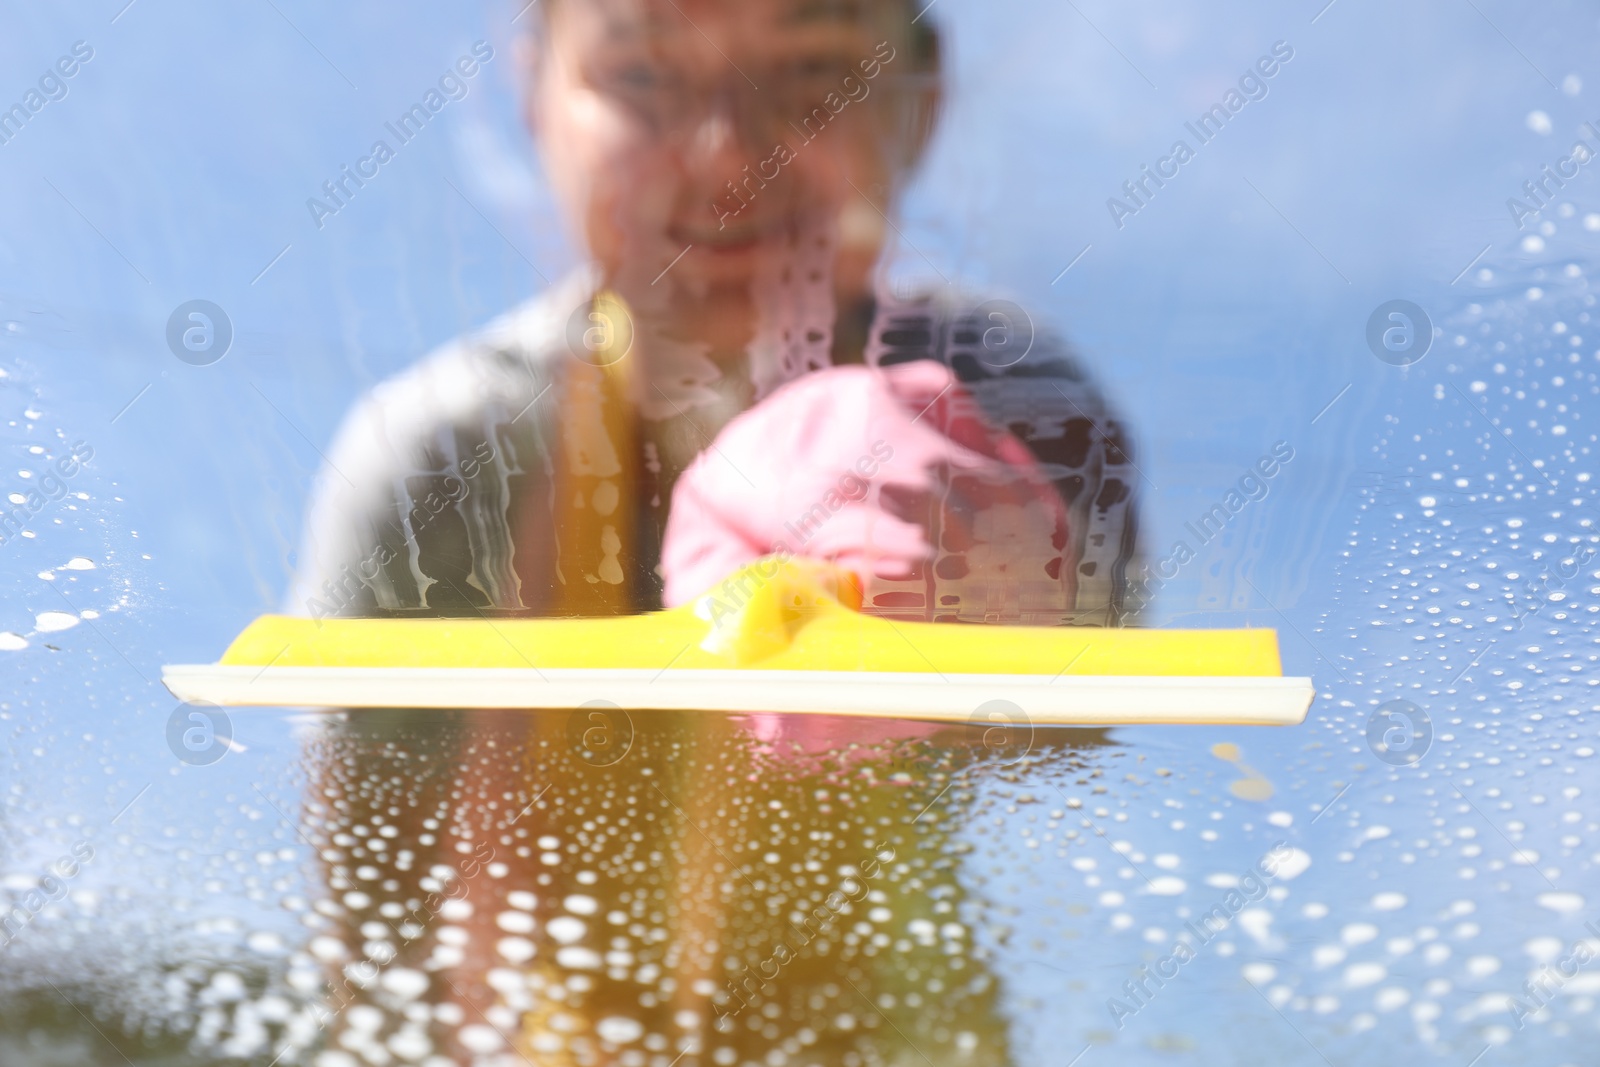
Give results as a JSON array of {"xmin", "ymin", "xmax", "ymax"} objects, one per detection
[{"xmin": 162, "ymin": 558, "xmax": 1313, "ymax": 726}]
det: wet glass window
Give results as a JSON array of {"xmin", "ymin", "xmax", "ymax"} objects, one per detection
[{"xmin": 2, "ymin": 1, "xmax": 1597, "ymax": 1065}]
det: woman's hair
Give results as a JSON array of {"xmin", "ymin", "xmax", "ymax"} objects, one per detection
[{"xmin": 525, "ymin": 0, "xmax": 942, "ymax": 74}]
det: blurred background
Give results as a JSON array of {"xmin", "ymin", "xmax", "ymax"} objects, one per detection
[{"xmin": 1, "ymin": 0, "xmax": 1597, "ymax": 1064}]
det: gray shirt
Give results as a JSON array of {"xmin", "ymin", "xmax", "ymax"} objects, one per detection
[{"xmin": 286, "ymin": 273, "xmax": 1141, "ymax": 625}]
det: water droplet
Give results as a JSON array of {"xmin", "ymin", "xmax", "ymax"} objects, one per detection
[{"xmin": 34, "ymin": 611, "xmax": 78, "ymax": 633}]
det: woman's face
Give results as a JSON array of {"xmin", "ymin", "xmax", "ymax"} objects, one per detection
[{"xmin": 531, "ymin": 0, "xmax": 930, "ymax": 306}]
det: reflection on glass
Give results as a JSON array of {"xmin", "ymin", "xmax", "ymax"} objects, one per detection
[{"xmin": 296, "ymin": 710, "xmax": 1111, "ymax": 1067}]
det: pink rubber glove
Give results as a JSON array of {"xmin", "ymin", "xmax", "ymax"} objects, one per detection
[{"xmin": 660, "ymin": 362, "xmax": 1072, "ymax": 616}]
